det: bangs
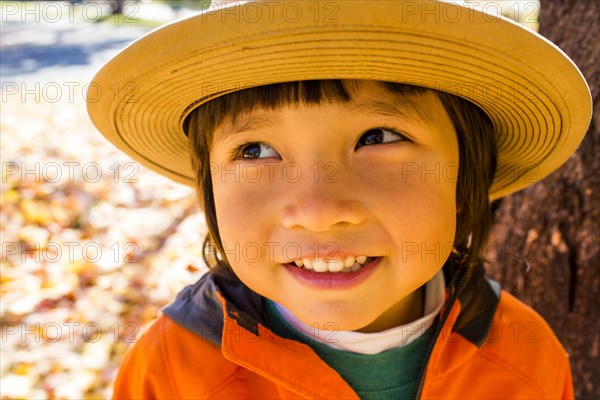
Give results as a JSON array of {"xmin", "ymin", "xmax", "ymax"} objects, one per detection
[{"xmin": 184, "ymin": 80, "xmax": 431, "ymax": 138}]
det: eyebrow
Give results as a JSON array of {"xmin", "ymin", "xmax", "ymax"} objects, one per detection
[
  {"xmin": 217, "ymin": 114, "xmax": 278, "ymax": 142},
  {"xmin": 345, "ymin": 99, "xmax": 436, "ymax": 126}
]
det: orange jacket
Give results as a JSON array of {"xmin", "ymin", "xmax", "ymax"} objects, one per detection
[{"xmin": 113, "ymin": 274, "xmax": 574, "ymax": 399}]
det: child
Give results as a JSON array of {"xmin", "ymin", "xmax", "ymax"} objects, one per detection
[{"xmin": 87, "ymin": 1, "xmax": 592, "ymax": 398}]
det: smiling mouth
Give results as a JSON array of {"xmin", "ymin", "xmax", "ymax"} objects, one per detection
[{"xmin": 286, "ymin": 256, "xmax": 378, "ymax": 273}]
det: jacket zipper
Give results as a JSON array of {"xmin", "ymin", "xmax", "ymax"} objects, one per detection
[{"xmin": 411, "ymin": 266, "xmax": 468, "ymax": 400}]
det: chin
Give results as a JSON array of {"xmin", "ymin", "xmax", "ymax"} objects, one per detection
[{"xmin": 297, "ymin": 307, "xmax": 378, "ymax": 332}]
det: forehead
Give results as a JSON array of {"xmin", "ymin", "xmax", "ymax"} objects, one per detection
[{"xmin": 213, "ymin": 81, "xmax": 441, "ymax": 142}]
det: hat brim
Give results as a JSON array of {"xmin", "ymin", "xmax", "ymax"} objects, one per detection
[{"xmin": 87, "ymin": 0, "xmax": 592, "ymax": 201}]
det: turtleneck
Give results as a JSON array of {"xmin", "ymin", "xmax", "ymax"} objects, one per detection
[{"xmin": 269, "ymin": 269, "xmax": 445, "ymax": 355}]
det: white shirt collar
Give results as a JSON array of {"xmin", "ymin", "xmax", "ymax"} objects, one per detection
[{"xmin": 273, "ymin": 269, "xmax": 446, "ymax": 355}]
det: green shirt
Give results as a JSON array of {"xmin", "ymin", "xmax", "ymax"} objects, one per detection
[{"xmin": 265, "ymin": 300, "xmax": 435, "ymax": 400}]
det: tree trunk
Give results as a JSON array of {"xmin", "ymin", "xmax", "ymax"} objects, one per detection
[
  {"xmin": 485, "ymin": 1, "xmax": 599, "ymax": 398},
  {"xmin": 112, "ymin": 0, "xmax": 125, "ymax": 15}
]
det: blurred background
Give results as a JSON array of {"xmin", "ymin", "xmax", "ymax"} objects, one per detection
[
  {"xmin": 1, "ymin": 0, "xmax": 598, "ymax": 398},
  {"xmin": 2, "ymin": 1, "xmax": 210, "ymax": 398}
]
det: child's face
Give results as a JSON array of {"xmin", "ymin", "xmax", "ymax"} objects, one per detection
[{"xmin": 210, "ymin": 81, "xmax": 459, "ymax": 332}]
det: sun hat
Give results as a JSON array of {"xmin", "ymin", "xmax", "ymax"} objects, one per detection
[{"xmin": 87, "ymin": 0, "xmax": 592, "ymax": 201}]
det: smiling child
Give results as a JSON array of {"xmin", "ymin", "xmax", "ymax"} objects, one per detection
[{"xmin": 88, "ymin": 1, "xmax": 592, "ymax": 399}]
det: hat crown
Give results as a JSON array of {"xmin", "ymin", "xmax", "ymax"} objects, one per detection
[{"xmin": 87, "ymin": 0, "xmax": 591, "ymax": 200}]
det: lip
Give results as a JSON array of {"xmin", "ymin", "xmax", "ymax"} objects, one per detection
[{"xmin": 283, "ymin": 257, "xmax": 382, "ymax": 289}]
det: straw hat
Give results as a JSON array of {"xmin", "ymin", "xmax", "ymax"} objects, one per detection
[{"xmin": 87, "ymin": 0, "xmax": 592, "ymax": 200}]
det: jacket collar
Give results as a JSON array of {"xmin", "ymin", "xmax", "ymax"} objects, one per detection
[
  {"xmin": 163, "ymin": 270, "xmax": 500, "ymax": 350},
  {"xmin": 163, "ymin": 270, "xmax": 501, "ymax": 397},
  {"xmin": 163, "ymin": 274, "xmax": 264, "ymax": 346},
  {"xmin": 165, "ymin": 274, "xmax": 358, "ymax": 398}
]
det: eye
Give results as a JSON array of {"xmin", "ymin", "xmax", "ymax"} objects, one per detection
[
  {"xmin": 233, "ymin": 142, "xmax": 280, "ymax": 159},
  {"xmin": 355, "ymin": 128, "xmax": 407, "ymax": 150}
]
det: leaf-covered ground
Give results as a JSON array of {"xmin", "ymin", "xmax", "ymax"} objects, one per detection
[{"xmin": 1, "ymin": 90, "xmax": 207, "ymax": 398}]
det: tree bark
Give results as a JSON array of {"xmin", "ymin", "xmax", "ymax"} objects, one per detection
[
  {"xmin": 485, "ymin": 1, "xmax": 599, "ymax": 398},
  {"xmin": 112, "ymin": 0, "xmax": 125, "ymax": 15}
]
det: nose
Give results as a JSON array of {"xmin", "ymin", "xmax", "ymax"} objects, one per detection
[{"xmin": 281, "ymin": 170, "xmax": 368, "ymax": 232}]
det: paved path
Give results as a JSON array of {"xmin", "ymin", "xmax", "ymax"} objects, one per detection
[{"xmin": 1, "ymin": 2, "xmax": 197, "ymax": 84}]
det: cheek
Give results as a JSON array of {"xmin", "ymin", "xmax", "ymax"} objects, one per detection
[
  {"xmin": 213, "ymin": 181, "xmax": 256, "ymax": 248},
  {"xmin": 212, "ymin": 182, "xmax": 239, "ymax": 242},
  {"xmin": 212, "ymin": 176, "xmax": 281, "ymax": 270},
  {"xmin": 423, "ymin": 188, "xmax": 457, "ymax": 247},
  {"xmin": 370, "ymin": 166, "xmax": 458, "ymax": 256},
  {"xmin": 212, "ymin": 181, "xmax": 264, "ymax": 284}
]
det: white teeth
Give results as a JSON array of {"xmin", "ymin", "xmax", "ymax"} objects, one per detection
[
  {"xmin": 303, "ymin": 258, "xmax": 313, "ymax": 269},
  {"xmin": 292, "ymin": 256, "xmax": 372, "ymax": 273},
  {"xmin": 312, "ymin": 258, "xmax": 328, "ymax": 272},
  {"xmin": 327, "ymin": 259, "xmax": 344, "ymax": 272},
  {"xmin": 343, "ymin": 256, "xmax": 355, "ymax": 268}
]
